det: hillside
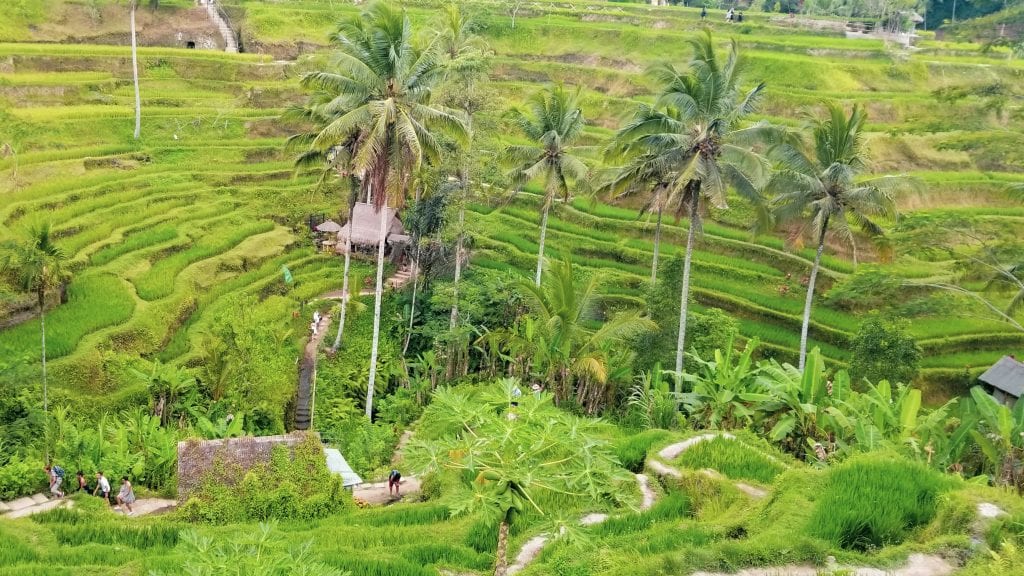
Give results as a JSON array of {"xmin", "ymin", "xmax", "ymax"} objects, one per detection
[
  {"xmin": 3, "ymin": 3, "xmax": 1024, "ymax": 575},
  {"xmin": 1, "ymin": 0, "xmax": 1022, "ymax": 400}
]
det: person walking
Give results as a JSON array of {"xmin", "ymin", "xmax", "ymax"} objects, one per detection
[
  {"xmin": 116, "ymin": 476, "xmax": 136, "ymax": 515},
  {"xmin": 726, "ymin": 8, "xmax": 734, "ymax": 22},
  {"xmin": 76, "ymin": 471, "xmax": 90, "ymax": 494},
  {"xmin": 700, "ymin": 5, "xmax": 707, "ymax": 19},
  {"xmin": 388, "ymin": 469, "xmax": 402, "ymax": 496},
  {"xmin": 94, "ymin": 471, "xmax": 112, "ymax": 505},
  {"xmin": 44, "ymin": 464, "xmax": 65, "ymax": 498}
]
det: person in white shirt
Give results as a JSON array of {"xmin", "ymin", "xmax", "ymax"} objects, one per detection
[{"xmin": 94, "ymin": 471, "xmax": 112, "ymax": 505}]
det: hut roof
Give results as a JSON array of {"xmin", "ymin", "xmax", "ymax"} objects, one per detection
[
  {"xmin": 336, "ymin": 202, "xmax": 405, "ymax": 246},
  {"xmin": 979, "ymin": 356, "xmax": 1024, "ymax": 399},
  {"xmin": 323, "ymin": 448, "xmax": 363, "ymax": 488},
  {"xmin": 316, "ymin": 219, "xmax": 343, "ymax": 233}
]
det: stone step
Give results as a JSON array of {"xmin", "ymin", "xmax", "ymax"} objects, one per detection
[
  {"xmin": 4, "ymin": 496, "xmax": 37, "ymax": 512},
  {"xmin": 6, "ymin": 498, "xmax": 67, "ymax": 520},
  {"xmin": 30, "ymin": 493, "xmax": 50, "ymax": 504}
]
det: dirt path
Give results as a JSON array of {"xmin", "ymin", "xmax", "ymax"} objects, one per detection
[
  {"xmin": 2, "ymin": 496, "xmax": 176, "ymax": 520},
  {"xmin": 690, "ymin": 554, "xmax": 956, "ymax": 576},
  {"xmin": 353, "ymin": 430, "xmax": 420, "ymax": 506},
  {"xmin": 651, "ymin": 433, "xmax": 769, "ymax": 499}
]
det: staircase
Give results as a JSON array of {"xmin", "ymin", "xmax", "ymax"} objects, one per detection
[
  {"xmin": 0, "ymin": 493, "xmax": 70, "ymax": 519},
  {"xmin": 386, "ymin": 264, "xmax": 416, "ymax": 290},
  {"xmin": 198, "ymin": 0, "xmax": 237, "ymax": 53}
]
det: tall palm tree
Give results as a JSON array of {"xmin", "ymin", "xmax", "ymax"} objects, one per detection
[
  {"xmin": 1, "ymin": 223, "xmax": 70, "ymax": 421},
  {"xmin": 436, "ymin": 2, "xmax": 490, "ymax": 337},
  {"xmin": 303, "ymin": 3, "xmax": 466, "ymax": 419},
  {"xmin": 611, "ymin": 31, "xmax": 772, "ymax": 379},
  {"xmin": 285, "ymin": 71, "xmax": 365, "ymax": 354},
  {"xmin": 129, "ymin": 1, "xmax": 141, "ymax": 139},
  {"xmin": 599, "ymin": 149, "xmax": 675, "ymax": 285},
  {"xmin": 768, "ymin": 102, "xmax": 908, "ymax": 370},
  {"xmin": 505, "ymin": 85, "xmax": 589, "ymax": 286}
]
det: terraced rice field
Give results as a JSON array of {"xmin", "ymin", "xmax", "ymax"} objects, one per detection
[{"xmin": 1, "ymin": 0, "xmax": 1022, "ymax": 396}]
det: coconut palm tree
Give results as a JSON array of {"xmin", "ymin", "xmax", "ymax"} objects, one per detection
[
  {"xmin": 504, "ymin": 85, "xmax": 589, "ymax": 286},
  {"xmin": 285, "ymin": 76, "xmax": 364, "ymax": 354},
  {"xmin": 436, "ymin": 2, "xmax": 490, "ymax": 337},
  {"xmin": 129, "ymin": 1, "xmax": 141, "ymax": 139},
  {"xmin": 497, "ymin": 256, "xmax": 655, "ymax": 411},
  {"xmin": 0, "ymin": 223, "xmax": 70, "ymax": 421},
  {"xmin": 768, "ymin": 102, "xmax": 910, "ymax": 370},
  {"xmin": 303, "ymin": 3, "xmax": 466, "ymax": 419},
  {"xmin": 611, "ymin": 31, "xmax": 772, "ymax": 379},
  {"xmin": 599, "ymin": 149, "xmax": 675, "ymax": 285}
]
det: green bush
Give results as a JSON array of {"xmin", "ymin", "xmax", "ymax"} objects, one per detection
[
  {"xmin": 178, "ymin": 435, "xmax": 348, "ymax": 523},
  {"xmin": 0, "ymin": 453, "xmax": 46, "ymax": 500},
  {"xmin": 807, "ymin": 454, "xmax": 954, "ymax": 550}
]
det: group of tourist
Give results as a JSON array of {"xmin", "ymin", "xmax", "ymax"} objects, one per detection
[
  {"xmin": 43, "ymin": 465, "xmax": 137, "ymax": 514},
  {"xmin": 698, "ymin": 6, "xmax": 745, "ymax": 23}
]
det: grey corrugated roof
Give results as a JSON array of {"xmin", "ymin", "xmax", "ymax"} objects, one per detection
[
  {"xmin": 979, "ymin": 356, "xmax": 1024, "ymax": 398},
  {"xmin": 323, "ymin": 448, "xmax": 363, "ymax": 487}
]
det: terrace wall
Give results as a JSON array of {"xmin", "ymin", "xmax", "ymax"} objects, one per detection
[{"xmin": 176, "ymin": 431, "xmax": 316, "ymax": 500}]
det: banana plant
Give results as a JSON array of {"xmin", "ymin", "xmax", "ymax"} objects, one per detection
[
  {"xmin": 757, "ymin": 348, "xmax": 853, "ymax": 459},
  {"xmin": 969, "ymin": 386, "xmax": 1024, "ymax": 490},
  {"xmin": 845, "ymin": 380, "xmax": 957, "ymax": 464},
  {"xmin": 679, "ymin": 338, "xmax": 771, "ymax": 430}
]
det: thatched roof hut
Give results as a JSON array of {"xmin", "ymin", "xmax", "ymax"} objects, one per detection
[
  {"xmin": 335, "ymin": 202, "xmax": 407, "ymax": 254},
  {"xmin": 316, "ymin": 219, "xmax": 343, "ymax": 233}
]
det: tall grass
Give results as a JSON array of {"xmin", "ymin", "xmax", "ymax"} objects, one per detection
[
  {"xmin": 676, "ymin": 437, "xmax": 786, "ymax": 484},
  {"xmin": 807, "ymin": 454, "xmax": 954, "ymax": 550},
  {"xmin": 591, "ymin": 491, "xmax": 690, "ymax": 537}
]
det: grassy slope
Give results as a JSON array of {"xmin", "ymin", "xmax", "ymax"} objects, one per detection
[{"xmin": 0, "ymin": 0, "xmax": 1022, "ymax": 396}]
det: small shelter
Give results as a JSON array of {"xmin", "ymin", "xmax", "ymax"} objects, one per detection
[
  {"xmin": 979, "ymin": 355, "xmax": 1024, "ymax": 407},
  {"xmin": 316, "ymin": 220, "xmax": 343, "ymax": 234},
  {"xmin": 335, "ymin": 202, "xmax": 409, "ymax": 255},
  {"xmin": 324, "ymin": 448, "xmax": 363, "ymax": 490}
]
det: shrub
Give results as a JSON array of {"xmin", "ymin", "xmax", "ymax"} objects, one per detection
[
  {"xmin": 178, "ymin": 435, "xmax": 347, "ymax": 523},
  {"xmin": 0, "ymin": 453, "xmax": 46, "ymax": 500},
  {"xmin": 807, "ymin": 454, "xmax": 954, "ymax": 550}
]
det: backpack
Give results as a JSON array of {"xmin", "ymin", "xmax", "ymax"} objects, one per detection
[{"xmin": 52, "ymin": 465, "xmax": 65, "ymax": 479}]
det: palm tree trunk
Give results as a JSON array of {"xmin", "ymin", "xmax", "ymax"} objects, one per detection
[
  {"xmin": 799, "ymin": 221, "xmax": 829, "ymax": 371},
  {"xmin": 494, "ymin": 518, "xmax": 510, "ymax": 576},
  {"xmin": 651, "ymin": 204, "xmax": 663, "ymax": 285},
  {"xmin": 450, "ymin": 199, "xmax": 465, "ymax": 331},
  {"xmin": 39, "ymin": 291, "xmax": 48, "ymax": 460},
  {"xmin": 39, "ymin": 295, "xmax": 47, "ymax": 416},
  {"xmin": 674, "ymin": 192, "xmax": 699, "ymax": 385},
  {"xmin": 402, "ymin": 241, "xmax": 421, "ymax": 355},
  {"xmin": 331, "ymin": 203, "xmax": 356, "ymax": 351},
  {"xmin": 535, "ymin": 204, "xmax": 550, "ymax": 286},
  {"xmin": 366, "ymin": 205, "xmax": 389, "ymax": 420},
  {"xmin": 130, "ymin": 2, "xmax": 141, "ymax": 140}
]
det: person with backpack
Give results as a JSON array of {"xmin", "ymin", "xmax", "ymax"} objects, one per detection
[
  {"xmin": 44, "ymin": 464, "xmax": 65, "ymax": 498},
  {"xmin": 116, "ymin": 476, "xmax": 136, "ymax": 515},
  {"xmin": 94, "ymin": 471, "xmax": 112, "ymax": 505},
  {"xmin": 387, "ymin": 469, "xmax": 402, "ymax": 496}
]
